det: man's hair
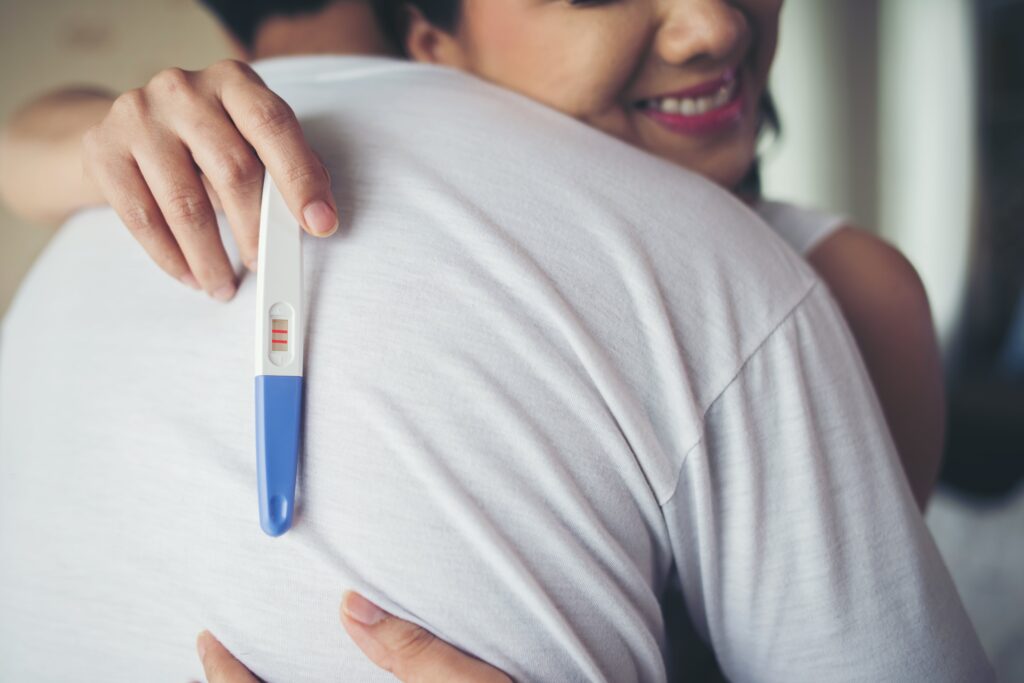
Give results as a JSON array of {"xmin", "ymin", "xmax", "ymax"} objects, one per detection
[
  {"xmin": 200, "ymin": 1, "xmax": 405, "ymax": 51},
  {"xmin": 394, "ymin": 0, "xmax": 459, "ymax": 29},
  {"xmin": 373, "ymin": 0, "xmax": 458, "ymax": 45},
  {"xmin": 198, "ymin": 0, "xmax": 334, "ymax": 48}
]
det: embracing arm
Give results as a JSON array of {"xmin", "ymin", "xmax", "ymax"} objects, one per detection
[
  {"xmin": 1, "ymin": 60, "xmax": 338, "ymax": 300},
  {"xmin": 808, "ymin": 226, "xmax": 945, "ymax": 510},
  {"xmin": 197, "ymin": 591, "xmax": 512, "ymax": 683},
  {"xmin": 0, "ymin": 88, "xmax": 112, "ymax": 223}
]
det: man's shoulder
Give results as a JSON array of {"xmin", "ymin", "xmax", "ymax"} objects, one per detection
[{"xmin": 260, "ymin": 56, "xmax": 821, "ymax": 409}]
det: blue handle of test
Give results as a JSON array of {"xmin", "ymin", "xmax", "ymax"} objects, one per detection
[{"xmin": 255, "ymin": 374, "xmax": 303, "ymax": 536}]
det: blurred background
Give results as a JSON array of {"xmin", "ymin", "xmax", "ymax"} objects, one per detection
[{"xmin": 0, "ymin": 0, "xmax": 1021, "ymax": 678}]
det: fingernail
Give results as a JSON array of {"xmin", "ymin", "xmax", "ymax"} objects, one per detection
[
  {"xmin": 343, "ymin": 591, "xmax": 386, "ymax": 626},
  {"xmin": 212, "ymin": 283, "xmax": 236, "ymax": 302},
  {"xmin": 245, "ymin": 257, "xmax": 257, "ymax": 272},
  {"xmin": 196, "ymin": 631, "xmax": 210, "ymax": 662},
  {"xmin": 180, "ymin": 273, "xmax": 200, "ymax": 290},
  {"xmin": 303, "ymin": 199, "xmax": 338, "ymax": 237}
]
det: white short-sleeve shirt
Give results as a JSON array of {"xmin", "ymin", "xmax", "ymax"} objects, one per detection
[{"xmin": 0, "ymin": 57, "xmax": 993, "ymax": 682}]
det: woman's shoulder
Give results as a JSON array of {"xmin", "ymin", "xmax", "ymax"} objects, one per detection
[
  {"xmin": 751, "ymin": 198, "xmax": 929, "ymax": 323},
  {"xmin": 809, "ymin": 225, "xmax": 923, "ymax": 296},
  {"xmin": 807, "ymin": 224, "xmax": 934, "ymax": 347}
]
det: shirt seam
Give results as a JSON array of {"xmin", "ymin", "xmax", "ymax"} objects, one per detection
[{"xmin": 657, "ymin": 280, "xmax": 822, "ymax": 508}]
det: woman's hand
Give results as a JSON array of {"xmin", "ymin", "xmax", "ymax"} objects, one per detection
[
  {"xmin": 81, "ymin": 60, "xmax": 338, "ymax": 301},
  {"xmin": 196, "ymin": 591, "xmax": 512, "ymax": 683}
]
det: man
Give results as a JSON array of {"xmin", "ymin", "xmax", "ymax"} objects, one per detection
[{"xmin": 0, "ymin": 3, "xmax": 994, "ymax": 682}]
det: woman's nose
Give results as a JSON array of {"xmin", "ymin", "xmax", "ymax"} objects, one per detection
[{"xmin": 656, "ymin": 0, "xmax": 749, "ymax": 68}]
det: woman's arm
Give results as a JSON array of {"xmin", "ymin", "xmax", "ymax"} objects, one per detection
[
  {"xmin": 0, "ymin": 87, "xmax": 112, "ymax": 222},
  {"xmin": 1, "ymin": 60, "xmax": 338, "ymax": 300},
  {"xmin": 808, "ymin": 226, "xmax": 945, "ymax": 511}
]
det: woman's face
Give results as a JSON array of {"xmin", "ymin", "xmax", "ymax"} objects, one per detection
[{"xmin": 419, "ymin": 0, "xmax": 782, "ymax": 191}]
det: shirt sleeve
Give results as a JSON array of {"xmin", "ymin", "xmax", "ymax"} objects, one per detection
[{"xmin": 662, "ymin": 282, "xmax": 995, "ymax": 682}]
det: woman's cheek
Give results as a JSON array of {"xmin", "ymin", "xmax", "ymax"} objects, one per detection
[
  {"xmin": 552, "ymin": 34, "xmax": 647, "ymax": 119},
  {"xmin": 462, "ymin": 1, "xmax": 542, "ymax": 83},
  {"xmin": 504, "ymin": 40, "xmax": 626, "ymax": 120}
]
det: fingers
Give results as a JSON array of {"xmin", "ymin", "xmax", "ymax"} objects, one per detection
[
  {"xmin": 134, "ymin": 134, "xmax": 237, "ymax": 300},
  {"xmin": 201, "ymin": 174, "xmax": 224, "ymax": 212},
  {"xmin": 196, "ymin": 630, "xmax": 261, "ymax": 683},
  {"xmin": 184, "ymin": 112, "xmax": 263, "ymax": 271},
  {"xmin": 83, "ymin": 128, "xmax": 198, "ymax": 290},
  {"xmin": 214, "ymin": 61, "xmax": 338, "ymax": 238},
  {"xmin": 83, "ymin": 60, "xmax": 336, "ymax": 298},
  {"xmin": 340, "ymin": 591, "xmax": 512, "ymax": 683}
]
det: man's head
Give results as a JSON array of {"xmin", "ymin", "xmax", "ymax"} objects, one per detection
[{"xmin": 198, "ymin": 0, "xmax": 397, "ymax": 59}]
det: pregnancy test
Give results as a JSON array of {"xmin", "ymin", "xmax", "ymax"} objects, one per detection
[{"xmin": 254, "ymin": 171, "xmax": 304, "ymax": 537}]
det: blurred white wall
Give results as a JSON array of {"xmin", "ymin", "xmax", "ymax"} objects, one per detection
[
  {"xmin": 878, "ymin": 0, "xmax": 977, "ymax": 347},
  {"xmin": 0, "ymin": 0, "xmax": 228, "ymax": 315},
  {"xmin": 764, "ymin": 0, "xmax": 977, "ymax": 345},
  {"xmin": 762, "ymin": 0, "xmax": 876, "ymax": 221}
]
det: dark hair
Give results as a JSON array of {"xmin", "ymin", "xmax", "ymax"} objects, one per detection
[
  {"xmin": 375, "ymin": 0, "xmax": 458, "ymax": 31},
  {"xmin": 198, "ymin": 0, "xmax": 335, "ymax": 49},
  {"xmin": 736, "ymin": 91, "xmax": 781, "ymax": 197}
]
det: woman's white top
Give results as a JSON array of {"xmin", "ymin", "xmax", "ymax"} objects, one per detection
[
  {"xmin": 0, "ymin": 57, "xmax": 992, "ymax": 682},
  {"xmin": 753, "ymin": 198, "xmax": 847, "ymax": 256}
]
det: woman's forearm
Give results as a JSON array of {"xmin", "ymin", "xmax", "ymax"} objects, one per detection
[{"xmin": 0, "ymin": 87, "xmax": 113, "ymax": 223}]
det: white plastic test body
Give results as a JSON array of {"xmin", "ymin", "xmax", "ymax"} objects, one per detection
[{"xmin": 254, "ymin": 171, "xmax": 304, "ymax": 536}]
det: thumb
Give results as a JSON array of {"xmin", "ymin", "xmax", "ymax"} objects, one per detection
[
  {"xmin": 196, "ymin": 630, "xmax": 261, "ymax": 683},
  {"xmin": 340, "ymin": 591, "xmax": 511, "ymax": 683}
]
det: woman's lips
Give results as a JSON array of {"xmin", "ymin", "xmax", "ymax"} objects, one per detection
[
  {"xmin": 636, "ymin": 69, "xmax": 745, "ymax": 137},
  {"xmin": 658, "ymin": 68, "xmax": 738, "ymax": 99}
]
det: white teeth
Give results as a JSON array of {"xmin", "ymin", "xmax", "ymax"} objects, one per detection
[
  {"xmin": 660, "ymin": 97, "xmax": 681, "ymax": 114},
  {"xmin": 646, "ymin": 77, "xmax": 738, "ymax": 117},
  {"xmin": 712, "ymin": 85, "xmax": 730, "ymax": 108}
]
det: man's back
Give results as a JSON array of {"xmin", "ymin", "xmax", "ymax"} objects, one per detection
[{"xmin": 0, "ymin": 57, "xmax": 992, "ymax": 682}]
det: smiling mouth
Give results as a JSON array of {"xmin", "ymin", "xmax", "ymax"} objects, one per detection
[
  {"xmin": 633, "ymin": 69, "xmax": 745, "ymax": 136},
  {"xmin": 635, "ymin": 71, "xmax": 740, "ymax": 117}
]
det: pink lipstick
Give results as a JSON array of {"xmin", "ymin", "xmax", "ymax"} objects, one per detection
[{"xmin": 637, "ymin": 69, "xmax": 744, "ymax": 137}]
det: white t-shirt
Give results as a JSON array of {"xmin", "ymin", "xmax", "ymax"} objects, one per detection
[{"xmin": 0, "ymin": 57, "xmax": 993, "ymax": 682}]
